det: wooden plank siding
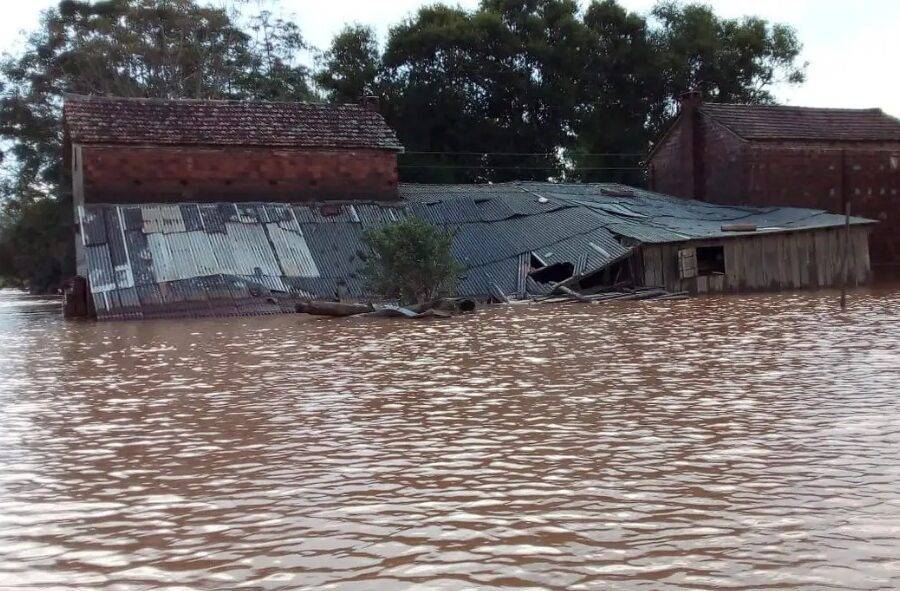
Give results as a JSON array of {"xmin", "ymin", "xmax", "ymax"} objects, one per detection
[{"xmin": 640, "ymin": 227, "xmax": 872, "ymax": 294}]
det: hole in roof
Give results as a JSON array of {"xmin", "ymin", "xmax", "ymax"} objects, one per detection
[
  {"xmin": 320, "ymin": 203, "xmax": 343, "ymax": 217},
  {"xmin": 576, "ymin": 258, "xmax": 635, "ymax": 293},
  {"xmin": 529, "ymin": 261, "xmax": 574, "ymax": 285}
]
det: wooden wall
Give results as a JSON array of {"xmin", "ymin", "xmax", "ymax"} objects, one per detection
[{"xmin": 640, "ymin": 227, "xmax": 872, "ymax": 294}]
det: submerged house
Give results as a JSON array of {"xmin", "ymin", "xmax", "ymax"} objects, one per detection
[
  {"xmin": 64, "ymin": 96, "xmax": 875, "ymax": 320},
  {"xmin": 647, "ymin": 95, "xmax": 900, "ymax": 272}
]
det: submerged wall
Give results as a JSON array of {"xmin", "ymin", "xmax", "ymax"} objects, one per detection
[{"xmin": 640, "ymin": 227, "xmax": 872, "ymax": 294}]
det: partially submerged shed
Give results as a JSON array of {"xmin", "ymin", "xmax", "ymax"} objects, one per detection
[{"xmin": 76, "ymin": 183, "xmax": 874, "ymax": 320}]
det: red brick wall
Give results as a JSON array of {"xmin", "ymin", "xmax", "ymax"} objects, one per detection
[
  {"xmin": 697, "ymin": 117, "xmax": 748, "ymax": 203},
  {"xmin": 649, "ymin": 110, "xmax": 749, "ymax": 201},
  {"xmin": 648, "ymin": 114, "xmax": 694, "ymax": 199},
  {"xmin": 739, "ymin": 143, "xmax": 899, "ymax": 268},
  {"xmin": 79, "ymin": 145, "xmax": 399, "ymax": 203}
]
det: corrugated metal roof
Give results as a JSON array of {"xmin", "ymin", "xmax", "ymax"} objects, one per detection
[
  {"xmin": 515, "ymin": 182, "xmax": 873, "ymax": 244},
  {"xmin": 79, "ymin": 182, "xmax": 875, "ymax": 320}
]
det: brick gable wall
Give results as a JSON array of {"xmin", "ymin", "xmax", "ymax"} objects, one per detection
[{"xmin": 78, "ymin": 145, "xmax": 399, "ymax": 203}]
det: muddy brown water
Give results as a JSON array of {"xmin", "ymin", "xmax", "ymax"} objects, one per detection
[{"xmin": 0, "ymin": 287, "xmax": 898, "ymax": 590}]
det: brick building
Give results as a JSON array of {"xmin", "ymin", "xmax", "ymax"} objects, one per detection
[
  {"xmin": 647, "ymin": 96, "xmax": 900, "ymax": 272},
  {"xmin": 63, "ymin": 95, "xmax": 404, "ymax": 204}
]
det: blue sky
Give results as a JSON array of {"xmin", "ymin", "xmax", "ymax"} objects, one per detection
[{"xmin": 2, "ymin": 0, "xmax": 898, "ymax": 116}]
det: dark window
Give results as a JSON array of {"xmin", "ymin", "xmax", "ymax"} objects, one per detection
[{"xmin": 696, "ymin": 246, "xmax": 726, "ymax": 275}]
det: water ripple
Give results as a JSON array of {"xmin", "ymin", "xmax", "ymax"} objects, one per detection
[{"xmin": 0, "ymin": 287, "xmax": 898, "ymax": 590}]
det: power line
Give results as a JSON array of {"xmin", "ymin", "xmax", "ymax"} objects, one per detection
[
  {"xmin": 398, "ymin": 164, "xmax": 646, "ymax": 170},
  {"xmin": 401, "ymin": 151, "xmax": 645, "ymax": 157}
]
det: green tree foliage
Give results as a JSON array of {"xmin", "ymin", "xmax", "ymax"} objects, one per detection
[
  {"xmin": 380, "ymin": 1, "xmax": 584, "ymax": 182},
  {"xmin": 0, "ymin": 190, "xmax": 74, "ymax": 293},
  {"xmin": 317, "ymin": 0, "xmax": 804, "ymax": 184},
  {"xmin": 243, "ymin": 9, "xmax": 315, "ymax": 101},
  {"xmin": 315, "ymin": 25, "xmax": 381, "ymax": 104},
  {"xmin": 362, "ymin": 218, "xmax": 462, "ymax": 305},
  {"xmin": 0, "ymin": 0, "xmax": 315, "ymax": 292}
]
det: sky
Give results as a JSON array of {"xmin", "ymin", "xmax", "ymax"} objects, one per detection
[{"xmin": 1, "ymin": 0, "xmax": 898, "ymax": 116}]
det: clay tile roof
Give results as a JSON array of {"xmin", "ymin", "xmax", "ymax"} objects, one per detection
[
  {"xmin": 63, "ymin": 95, "xmax": 404, "ymax": 151},
  {"xmin": 700, "ymin": 103, "xmax": 900, "ymax": 142}
]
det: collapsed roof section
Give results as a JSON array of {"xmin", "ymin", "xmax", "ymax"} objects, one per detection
[{"xmin": 77, "ymin": 182, "xmax": 874, "ymax": 320}]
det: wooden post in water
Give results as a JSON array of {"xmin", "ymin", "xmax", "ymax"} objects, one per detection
[{"xmin": 840, "ymin": 149, "xmax": 850, "ymax": 310}]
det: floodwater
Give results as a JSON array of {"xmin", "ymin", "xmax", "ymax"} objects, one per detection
[{"xmin": 0, "ymin": 287, "xmax": 899, "ymax": 591}]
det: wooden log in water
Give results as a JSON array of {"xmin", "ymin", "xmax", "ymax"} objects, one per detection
[
  {"xmin": 554, "ymin": 285, "xmax": 592, "ymax": 302},
  {"xmin": 648, "ymin": 293, "xmax": 690, "ymax": 301},
  {"xmin": 296, "ymin": 301, "xmax": 374, "ymax": 317}
]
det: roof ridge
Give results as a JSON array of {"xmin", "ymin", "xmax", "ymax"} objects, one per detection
[
  {"xmin": 63, "ymin": 93, "xmax": 366, "ymax": 109},
  {"xmin": 63, "ymin": 93, "xmax": 403, "ymax": 150},
  {"xmin": 697, "ymin": 102, "xmax": 900, "ymax": 141},
  {"xmin": 700, "ymin": 102, "xmax": 884, "ymax": 114}
]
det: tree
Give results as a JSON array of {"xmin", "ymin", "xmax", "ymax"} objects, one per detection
[
  {"xmin": 243, "ymin": 9, "xmax": 315, "ymax": 101},
  {"xmin": 0, "ymin": 0, "xmax": 315, "ymax": 292},
  {"xmin": 0, "ymin": 191, "xmax": 74, "ymax": 293},
  {"xmin": 649, "ymin": 1, "xmax": 805, "ymax": 130},
  {"xmin": 315, "ymin": 25, "xmax": 381, "ymax": 104},
  {"xmin": 362, "ymin": 218, "xmax": 462, "ymax": 305},
  {"xmin": 378, "ymin": 1, "xmax": 585, "ymax": 182},
  {"xmin": 568, "ymin": 0, "xmax": 663, "ymax": 184}
]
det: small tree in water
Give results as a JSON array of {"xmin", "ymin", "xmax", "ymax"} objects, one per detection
[{"xmin": 362, "ymin": 218, "xmax": 462, "ymax": 305}]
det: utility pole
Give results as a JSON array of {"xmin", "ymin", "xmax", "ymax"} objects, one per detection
[{"xmin": 840, "ymin": 149, "xmax": 850, "ymax": 310}]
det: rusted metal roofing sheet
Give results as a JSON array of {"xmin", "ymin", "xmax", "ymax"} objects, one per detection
[{"xmin": 78, "ymin": 182, "xmax": 875, "ymax": 320}]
